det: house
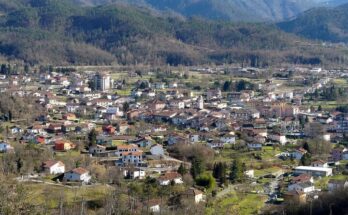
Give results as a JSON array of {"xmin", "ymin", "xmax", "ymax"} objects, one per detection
[
  {"xmin": 150, "ymin": 144, "xmax": 165, "ymax": 156},
  {"xmin": 291, "ymin": 174, "xmax": 314, "ymax": 184},
  {"xmin": 96, "ymin": 135, "xmax": 113, "ymax": 146},
  {"xmin": 147, "ymin": 199, "xmax": 161, "ymax": 213},
  {"xmin": 154, "ymin": 82, "xmax": 165, "ymax": 89},
  {"xmin": 290, "ymin": 148, "xmax": 307, "ymax": 160},
  {"xmin": 27, "ymin": 124, "xmax": 45, "ymax": 135},
  {"xmin": 268, "ymin": 133, "xmax": 287, "ymax": 145},
  {"xmin": 63, "ymin": 113, "xmax": 77, "ymax": 121},
  {"xmin": 220, "ymin": 133, "xmax": 236, "ymax": 144},
  {"xmin": 54, "ymin": 140, "xmax": 75, "ymax": 151},
  {"xmin": 167, "ymin": 133, "xmax": 188, "ymax": 145},
  {"xmin": 63, "ymin": 167, "xmax": 91, "ymax": 183},
  {"xmin": 343, "ymin": 151, "xmax": 348, "ymax": 160},
  {"xmin": 0, "ymin": 142, "xmax": 14, "ymax": 153},
  {"xmin": 288, "ymin": 182, "xmax": 315, "ymax": 194},
  {"xmin": 62, "ymin": 124, "xmax": 77, "ymax": 133},
  {"xmin": 104, "ymin": 107, "xmax": 123, "ymax": 120},
  {"xmin": 244, "ymin": 170, "xmax": 254, "ymax": 178},
  {"xmin": 207, "ymin": 141, "xmax": 224, "ymax": 149},
  {"xmin": 42, "ymin": 160, "xmax": 65, "ymax": 174},
  {"xmin": 121, "ymin": 151, "xmax": 144, "ymax": 166},
  {"xmin": 115, "ymin": 144, "xmax": 139, "ymax": 157},
  {"xmin": 10, "ymin": 126, "xmax": 23, "ymax": 135},
  {"xmin": 328, "ymin": 179, "xmax": 348, "ymax": 192},
  {"xmin": 188, "ymin": 133, "xmax": 200, "ymax": 143},
  {"xmin": 123, "ymin": 169, "xmax": 146, "ymax": 179},
  {"xmin": 133, "ymin": 136, "xmax": 153, "ymax": 148},
  {"xmin": 89, "ymin": 145, "xmax": 106, "ymax": 155},
  {"xmin": 311, "ymin": 160, "xmax": 329, "ymax": 168},
  {"xmin": 169, "ymin": 99, "xmax": 185, "ymax": 109},
  {"xmin": 148, "ymin": 100, "xmax": 166, "ymax": 110},
  {"xmin": 247, "ymin": 143, "xmax": 262, "ymax": 150},
  {"xmin": 206, "ymin": 89, "xmax": 222, "ymax": 100},
  {"xmin": 182, "ymin": 188, "xmax": 204, "ymax": 204},
  {"xmin": 294, "ymin": 166, "xmax": 333, "ymax": 177},
  {"xmin": 47, "ymin": 123, "xmax": 62, "ymax": 133},
  {"xmin": 158, "ymin": 172, "xmax": 183, "ymax": 186}
]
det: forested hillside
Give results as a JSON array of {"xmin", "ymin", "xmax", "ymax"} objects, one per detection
[
  {"xmin": 278, "ymin": 4, "xmax": 348, "ymax": 43},
  {"xmin": 0, "ymin": 0, "xmax": 346, "ymax": 66},
  {"xmin": 73, "ymin": 0, "xmax": 348, "ymax": 22}
]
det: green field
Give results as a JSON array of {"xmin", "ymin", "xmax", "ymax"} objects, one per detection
[
  {"xmin": 207, "ymin": 192, "xmax": 267, "ymax": 215},
  {"xmin": 24, "ymin": 183, "xmax": 112, "ymax": 209}
]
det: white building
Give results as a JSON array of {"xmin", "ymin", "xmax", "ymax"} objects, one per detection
[
  {"xmin": 122, "ymin": 151, "xmax": 143, "ymax": 165},
  {"xmin": 268, "ymin": 134, "xmax": 287, "ymax": 145},
  {"xmin": 197, "ymin": 96, "xmax": 204, "ymax": 110},
  {"xmin": 247, "ymin": 143, "xmax": 262, "ymax": 150},
  {"xmin": 294, "ymin": 166, "xmax": 333, "ymax": 177},
  {"xmin": 158, "ymin": 172, "xmax": 183, "ymax": 186},
  {"xmin": 244, "ymin": 170, "xmax": 254, "ymax": 178},
  {"xmin": 288, "ymin": 182, "xmax": 315, "ymax": 194},
  {"xmin": 220, "ymin": 135, "xmax": 236, "ymax": 144},
  {"xmin": 0, "ymin": 142, "xmax": 14, "ymax": 153},
  {"xmin": 63, "ymin": 167, "xmax": 91, "ymax": 183},
  {"xmin": 123, "ymin": 169, "xmax": 146, "ymax": 179},
  {"xmin": 94, "ymin": 72, "xmax": 112, "ymax": 92},
  {"xmin": 182, "ymin": 188, "xmax": 204, "ymax": 204},
  {"xmin": 42, "ymin": 160, "xmax": 65, "ymax": 175}
]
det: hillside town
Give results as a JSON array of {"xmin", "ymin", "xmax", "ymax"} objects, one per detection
[{"xmin": 0, "ymin": 65, "xmax": 348, "ymax": 214}]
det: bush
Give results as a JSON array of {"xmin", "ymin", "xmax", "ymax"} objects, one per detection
[{"xmin": 195, "ymin": 172, "xmax": 216, "ymax": 190}]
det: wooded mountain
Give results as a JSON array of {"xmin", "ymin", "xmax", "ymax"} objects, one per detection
[
  {"xmin": 0, "ymin": 0, "xmax": 346, "ymax": 66},
  {"xmin": 72, "ymin": 0, "xmax": 348, "ymax": 22},
  {"xmin": 278, "ymin": 3, "xmax": 348, "ymax": 43}
]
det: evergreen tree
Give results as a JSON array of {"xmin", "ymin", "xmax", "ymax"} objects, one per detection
[
  {"xmin": 213, "ymin": 162, "xmax": 227, "ymax": 184},
  {"xmin": 230, "ymin": 159, "xmax": 243, "ymax": 183},
  {"xmin": 303, "ymin": 142, "xmax": 310, "ymax": 152},
  {"xmin": 24, "ymin": 64, "xmax": 30, "ymax": 73},
  {"xmin": 222, "ymin": 81, "xmax": 232, "ymax": 92},
  {"xmin": 318, "ymin": 105, "xmax": 322, "ymax": 111},
  {"xmin": 8, "ymin": 111, "xmax": 12, "ymax": 121},
  {"xmin": 300, "ymin": 153, "xmax": 311, "ymax": 166},
  {"xmin": 123, "ymin": 102, "xmax": 130, "ymax": 113},
  {"xmin": 178, "ymin": 163, "xmax": 187, "ymax": 175},
  {"xmin": 0, "ymin": 64, "xmax": 6, "ymax": 74},
  {"xmin": 88, "ymin": 128, "xmax": 98, "ymax": 147},
  {"xmin": 190, "ymin": 157, "xmax": 205, "ymax": 179}
]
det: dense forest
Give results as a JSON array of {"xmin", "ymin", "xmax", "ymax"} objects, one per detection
[
  {"xmin": 278, "ymin": 3, "xmax": 348, "ymax": 43},
  {"xmin": 0, "ymin": 0, "xmax": 347, "ymax": 66}
]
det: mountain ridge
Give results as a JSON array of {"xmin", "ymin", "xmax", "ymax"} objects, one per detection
[
  {"xmin": 278, "ymin": 3, "xmax": 348, "ymax": 43},
  {"xmin": 72, "ymin": 0, "xmax": 348, "ymax": 22},
  {"xmin": 0, "ymin": 0, "xmax": 346, "ymax": 66}
]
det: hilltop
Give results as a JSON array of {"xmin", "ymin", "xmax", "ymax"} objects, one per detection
[
  {"xmin": 278, "ymin": 3, "xmax": 348, "ymax": 43},
  {"xmin": 0, "ymin": 0, "xmax": 345, "ymax": 66}
]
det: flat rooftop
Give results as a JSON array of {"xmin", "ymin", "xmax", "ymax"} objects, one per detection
[{"xmin": 295, "ymin": 166, "xmax": 332, "ymax": 172}]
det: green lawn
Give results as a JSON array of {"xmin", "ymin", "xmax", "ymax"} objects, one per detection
[
  {"xmin": 254, "ymin": 166, "xmax": 282, "ymax": 178},
  {"xmin": 114, "ymin": 89, "xmax": 131, "ymax": 96},
  {"xmin": 24, "ymin": 183, "xmax": 112, "ymax": 208},
  {"xmin": 207, "ymin": 192, "xmax": 267, "ymax": 215},
  {"xmin": 55, "ymin": 150, "xmax": 81, "ymax": 158},
  {"xmin": 260, "ymin": 146, "xmax": 282, "ymax": 161},
  {"xmin": 112, "ymin": 140, "xmax": 127, "ymax": 146},
  {"xmin": 333, "ymin": 78, "xmax": 348, "ymax": 87}
]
